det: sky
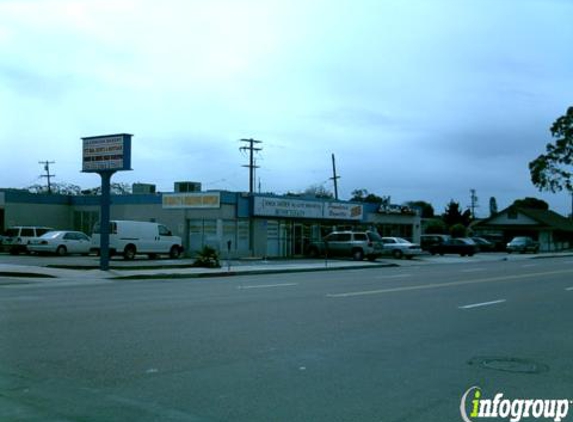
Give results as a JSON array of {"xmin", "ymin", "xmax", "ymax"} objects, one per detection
[{"xmin": 1, "ymin": 0, "xmax": 572, "ymax": 217}]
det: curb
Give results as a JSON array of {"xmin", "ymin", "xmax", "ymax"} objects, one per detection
[
  {"xmin": 111, "ymin": 263, "xmax": 399, "ymax": 280},
  {"xmin": 0, "ymin": 272, "xmax": 56, "ymax": 278}
]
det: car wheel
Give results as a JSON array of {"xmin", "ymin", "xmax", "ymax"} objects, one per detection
[
  {"xmin": 169, "ymin": 246, "xmax": 181, "ymax": 259},
  {"xmin": 123, "ymin": 245, "xmax": 136, "ymax": 260},
  {"xmin": 56, "ymin": 246, "xmax": 67, "ymax": 256},
  {"xmin": 352, "ymin": 249, "xmax": 364, "ymax": 261},
  {"xmin": 392, "ymin": 249, "xmax": 403, "ymax": 260}
]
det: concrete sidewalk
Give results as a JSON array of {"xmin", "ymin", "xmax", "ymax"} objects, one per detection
[
  {"xmin": 0, "ymin": 259, "xmax": 396, "ymax": 282},
  {"xmin": 1, "ymin": 251, "xmax": 572, "ymax": 282}
]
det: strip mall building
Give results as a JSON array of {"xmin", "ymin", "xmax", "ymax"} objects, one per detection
[{"xmin": 0, "ymin": 185, "xmax": 421, "ymax": 258}]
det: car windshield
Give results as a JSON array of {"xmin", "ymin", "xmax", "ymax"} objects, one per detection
[
  {"xmin": 367, "ymin": 232, "xmax": 383, "ymax": 241},
  {"xmin": 41, "ymin": 231, "xmax": 62, "ymax": 239}
]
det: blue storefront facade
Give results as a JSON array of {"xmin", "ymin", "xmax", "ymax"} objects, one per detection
[{"xmin": 0, "ymin": 188, "xmax": 421, "ymax": 258}]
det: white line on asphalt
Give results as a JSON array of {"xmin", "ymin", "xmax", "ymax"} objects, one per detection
[
  {"xmin": 566, "ymin": 287, "xmax": 573, "ymax": 291},
  {"xmin": 238, "ymin": 283, "xmax": 298, "ymax": 290},
  {"xmin": 326, "ymin": 268, "xmax": 573, "ymax": 298},
  {"xmin": 458, "ymin": 299, "xmax": 507, "ymax": 310},
  {"xmin": 460, "ymin": 268, "xmax": 486, "ymax": 273},
  {"xmin": 374, "ymin": 274, "xmax": 412, "ymax": 279},
  {"xmin": 521, "ymin": 264, "xmax": 538, "ymax": 268}
]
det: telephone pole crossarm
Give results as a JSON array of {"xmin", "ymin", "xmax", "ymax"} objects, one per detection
[
  {"xmin": 239, "ymin": 138, "xmax": 263, "ymax": 194},
  {"xmin": 39, "ymin": 160, "xmax": 56, "ymax": 194}
]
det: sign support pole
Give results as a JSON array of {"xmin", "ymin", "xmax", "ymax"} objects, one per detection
[
  {"xmin": 99, "ymin": 171, "xmax": 115, "ymax": 271},
  {"xmin": 81, "ymin": 133, "xmax": 132, "ymax": 272}
]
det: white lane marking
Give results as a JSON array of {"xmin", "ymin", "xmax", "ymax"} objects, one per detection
[
  {"xmin": 521, "ymin": 264, "xmax": 538, "ymax": 268},
  {"xmin": 374, "ymin": 274, "xmax": 412, "ymax": 279},
  {"xmin": 459, "ymin": 299, "xmax": 506, "ymax": 310},
  {"xmin": 566, "ymin": 287, "xmax": 573, "ymax": 291},
  {"xmin": 238, "ymin": 283, "xmax": 298, "ymax": 290},
  {"xmin": 460, "ymin": 268, "xmax": 486, "ymax": 273},
  {"xmin": 326, "ymin": 268, "xmax": 573, "ymax": 298}
]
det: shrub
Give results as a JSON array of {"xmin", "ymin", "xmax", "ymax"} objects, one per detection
[
  {"xmin": 449, "ymin": 223, "xmax": 467, "ymax": 238},
  {"xmin": 193, "ymin": 246, "xmax": 220, "ymax": 268}
]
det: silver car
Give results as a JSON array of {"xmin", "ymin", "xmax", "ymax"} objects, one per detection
[
  {"xmin": 28, "ymin": 231, "xmax": 92, "ymax": 256},
  {"xmin": 380, "ymin": 237, "xmax": 424, "ymax": 259}
]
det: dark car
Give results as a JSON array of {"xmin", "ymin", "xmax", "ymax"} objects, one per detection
[
  {"xmin": 420, "ymin": 234, "xmax": 451, "ymax": 252},
  {"xmin": 428, "ymin": 237, "xmax": 478, "ymax": 256},
  {"xmin": 506, "ymin": 236, "xmax": 539, "ymax": 254},
  {"xmin": 478, "ymin": 234, "xmax": 506, "ymax": 251},
  {"xmin": 471, "ymin": 237, "xmax": 496, "ymax": 252}
]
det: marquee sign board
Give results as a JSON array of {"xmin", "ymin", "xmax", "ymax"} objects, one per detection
[
  {"xmin": 254, "ymin": 197, "xmax": 363, "ymax": 221},
  {"xmin": 162, "ymin": 193, "xmax": 221, "ymax": 209},
  {"xmin": 82, "ymin": 133, "xmax": 132, "ymax": 172}
]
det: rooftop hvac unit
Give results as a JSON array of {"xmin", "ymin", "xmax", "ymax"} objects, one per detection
[
  {"xmin": 174, "ymin": 181, "xmax": 202, "ymax": 193},
  {"xmin": 132, "ymin": 183, "xmax": 156, "ymax": 194}
]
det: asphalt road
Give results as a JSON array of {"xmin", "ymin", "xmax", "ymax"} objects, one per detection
[{"xmin": 2, "ymin": 258, "xmax": 573, "ymax": 422}]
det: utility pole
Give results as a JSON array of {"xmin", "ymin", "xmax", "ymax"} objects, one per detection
[
  {"xmin": 239, "ymin": 138, "xmax": 262, "ymax": 257},
  {"xmin": 470, "ymin": 189, "xmax": 478, "ymax": 219},
  {"xmin": 39, "ymin": 160, "xmax": 56, "ymax": 194},
  {"xmin": 239, "ymin": 138, "xmax": 262, "ymax": 194},
  {"xmin": 330, "ymin": 153, "xmax": 340, "ymax": 200}
]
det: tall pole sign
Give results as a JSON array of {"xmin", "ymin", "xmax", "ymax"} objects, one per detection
[{"xmin": 81, "ymin": 133, "xmax": 133, "ymax": 271}]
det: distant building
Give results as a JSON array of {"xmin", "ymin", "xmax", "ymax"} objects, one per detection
[{"xmin": 472, "ymin": 206, "xmax": 573, "ymax": 252}]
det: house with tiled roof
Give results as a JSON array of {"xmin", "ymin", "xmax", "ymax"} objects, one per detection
[{"xmin": 472, "ymin": 206, "xmax": 573, "ymax": 252}]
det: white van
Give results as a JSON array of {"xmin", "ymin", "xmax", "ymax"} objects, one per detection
[{"xmin": 91, "ymin": 220, "xmax": 184, "ymax": 260}]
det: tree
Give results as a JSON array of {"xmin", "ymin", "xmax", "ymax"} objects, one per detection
[
  {"xmin": 27, "ymin": 182, "xmax": 82, "ymax": 195},
  {"xmin": 449, "ymin": 223, "xmax": 467, "ymax": 238},
  {"xmin": 512, "ymin": 197, "xmax": 549, "ymax": 210},
  {"xmin": 529, "ymin": 106, "xmax": 573, "ymax": 193},
  {"xmin": 303, "ymin": 184, "xmax": 334, "ymax": 199},
  {"xmin": 350, "ymin": 189, "xmax": 385, "ymax": 204},
  {"xmin": 405, "ymin": 200, "xmax": 435, "ymax": 218},
  {"xmin": 442, "ymin": 200, "xmax": 471, "ymax": 228},
  {"xmin": 82, "ymin": 183, "xmax": 133, "ymax": 196},
  {"xmin": 424, "ymin": 219, "xmax": 447, "ymax": 234}
]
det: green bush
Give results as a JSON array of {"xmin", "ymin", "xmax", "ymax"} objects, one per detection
[
  {"xmin": 193, "ymin": 246, "xmax": 220, "ymax": 268},
  {"xmin": 449, "ymin": 223, "xmax": 467, "ymax": 238}
]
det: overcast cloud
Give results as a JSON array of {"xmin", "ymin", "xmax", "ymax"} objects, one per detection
[{"xmin": 1, "ymin": 0, "xmax": 572, "ymax": 216}]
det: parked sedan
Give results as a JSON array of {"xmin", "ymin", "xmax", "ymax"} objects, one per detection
[
  {"xmin": 28, "ymin": 231, "xmax": 92, "ymax": 256},
  {"xmin": 471, "ymin": 237, "xmax": 496, "ymax": 252},
  {"xmin": 428, "ymin": 238, "xmax": 478, "ymax": 256},
  {"xmin": 380, "ymin": 237, "xmax": 424, "ymax": 259},
  {"xmin": 506, "ymin": 236, "xmax": 539, "ymax": 254}
]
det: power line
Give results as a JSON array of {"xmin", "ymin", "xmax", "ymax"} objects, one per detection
[
  {"xmin": 39, "ymin": 160, "xmax": 55, "ymax": 194},
  {"xmin": 239, "ymin": 138, "xmax": 262, "ymax": 194}
]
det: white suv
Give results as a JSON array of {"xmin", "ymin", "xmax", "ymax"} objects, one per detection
[
  {"xmin": 2, "ymin": 226, "xmax": 54, "ymax": 254},
  {"xmin": 307, "ymin": 230, "xmax": 384, "ymax": 261}
]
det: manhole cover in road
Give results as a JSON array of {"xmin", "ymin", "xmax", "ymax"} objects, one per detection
[{"xmin": 468, "ymin": 357, "xmax": 549, "ymax": 374}]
